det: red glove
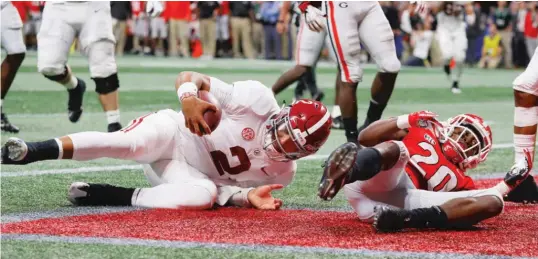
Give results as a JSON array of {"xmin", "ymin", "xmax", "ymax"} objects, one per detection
[{"xmin": 397, "ymin": 110, "xmax": 439, "ymax": 129}]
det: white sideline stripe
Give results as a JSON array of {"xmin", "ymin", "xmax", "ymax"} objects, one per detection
[
  {"xmin": 1, "ymin": 142, "xmax": 531, "ymax": 177},
  {"xmin": 1, "ymin": 234, "xmax": 526, "ymax": 259}
]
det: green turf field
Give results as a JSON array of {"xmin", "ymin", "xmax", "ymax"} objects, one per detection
[{"xmin": 1, "ymin": 53, "xmax": 528, "ymax": 258}]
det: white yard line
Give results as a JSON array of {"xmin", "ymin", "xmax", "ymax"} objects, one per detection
[
  {"xmin": 1, "ymin": 142, "xmax": 531, "ymax": 177},
  {"xmin": 2, "ymin": 234, "xmax": 523, "ymax": 259}
]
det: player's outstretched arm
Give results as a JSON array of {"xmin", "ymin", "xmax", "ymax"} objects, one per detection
[{"xmin": 358, "ymin": 110, "xmax": 438, "ymax": 147}]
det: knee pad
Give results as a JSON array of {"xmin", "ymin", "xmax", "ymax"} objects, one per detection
[
  {"xmin": 88, "ymin": 41, "xmax": 118, "ymax": 78},
  {"xmin": 92, "ymin": 73, "xmax": 120, "ymax": 94},
  {"xmin": 378, "ymin": 55, "xmax": 401, "ymax": 74},
  {"xmin": 40, "ymin": 65, "xmax": 68, "ymax": 82}
]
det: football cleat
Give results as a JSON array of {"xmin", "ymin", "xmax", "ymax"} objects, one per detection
[
  {"xmin": 318, "ymin": 142, "xmax": 359, "ymax": 201},
  {"xmin": 107, "ymin": 122, "xmax": 123, "ymax": 132},
  {"xmin": 1, "ymin": 113, "xmax": 20, "ymax": 133},
  {"xmin": 67, "ymin": 78, "xmax": 86, "ymax": 123},
  {"xmin": 504, "ymin": 149, "xmax": 533, "ymax": 189},
  {"xmin": 372, "ymin": 205, "xmax": 407, "ymax": 232},
  {"xmin": 1, "ymin": 137, "xmax": 28, "ymax": 164},
  {"xmin": 331, "ymin": 116, "xmax": 345, "ymax": 130},
  {"xmin": 504, "ymin": 176, "xmax": 538, "ymax": 204},
  {"xmin": 313, "ymin": 91, "xmax": 325, "ymax": 102}
]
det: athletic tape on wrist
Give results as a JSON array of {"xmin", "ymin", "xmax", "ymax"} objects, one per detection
[
  {"xmin": 177, "ymin": 82, "xmax": 198, "ymax": 102},
  {"xmin": 396, "ymin": 115, "xmax": 410, "ymax": 129}
]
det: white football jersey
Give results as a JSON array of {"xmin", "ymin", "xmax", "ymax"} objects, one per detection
[
  {"xmin": 180, "ymin": 77, "xmax": 297, "ymax": 187},
  {"xmin": 437, "ymin": 12, "xmax": 465, "ymax": 33}
]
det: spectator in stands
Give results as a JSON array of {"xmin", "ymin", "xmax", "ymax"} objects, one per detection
[
  {"xmin": 131, "ymin": 1, "xmax": 150, "ymax": 55},
  {"xmin": 150, "ymin": 4, "xmax": 168, "ymax": 56},
  {"xmin": 229, "ymin": 1, "xmax": 255, "ymax": 59},
  {"xmin": 465, "ymin": 2, "xmax": 482, "ymax": 66},
  {"xmin": 381, "ymin": 1, "xmax": 402, "ymax": 59},
  {"xmin": 478, "ymin": 23, "xmax": 503, "ymax": 69},
  {"xmin": 260, "ymin": 2, "xmax": 281, "ymax": 60},
  {"xmin": 493, "ymin": 1, "xmax": 513, "ymax": 68},
  {"xmin": 197, "ymin": 1, "xmax": 219, "ymax": 59},
  {"xmin": 404, "ymin": 20, "xmax": 434, "ymax": 67},
  {"xmin": 167, "ymin": 1, "xmax": 192, "ymax": 57},
  {"xmin": 252, "ymin": 2, "xmax": 265, "ymax": 58},
  {"xmin": 524, "ymin": 2, "xmax": 538, "ymax": 60},
  {"xmin": 216, "ymin": 1, "xmax": 231, "ymax": 57},
  {"xmin": 512, "ymin": 1, "xmax": 528, "ymax": 67},
  {"xmin": 400, "ymin": 3, "xmax": 415, "ymax": 62},
  {"xmin": 111, "ymin": 1, "xmax": 131, "ymax": 57}
]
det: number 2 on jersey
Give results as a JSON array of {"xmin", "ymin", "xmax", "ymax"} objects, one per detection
[
  {"xmin": 411, "ymin": 142, "xmax": 458, "ymax": 191},
  {"xmin": 210, "ymin": 146, "xmax": 251, "ymax": 176}
]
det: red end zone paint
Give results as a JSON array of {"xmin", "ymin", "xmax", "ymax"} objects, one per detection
[{"xmin": 3, "ymin": 178, "xmax": 538, "ymax": 257}]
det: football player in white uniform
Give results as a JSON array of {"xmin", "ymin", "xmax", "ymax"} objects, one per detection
[
  {"xmin": 436, "ymin": 1, "xmax": 467, "ymax": 94},
  {"xmin": 509, "ymin": 46, "xmax": 538, "ymax": 204},
  {"xmin": 37, "ymin": 1, "xmax": 122, "ymax": 132},
  {"xmin": 1, "ymin": 1, "xmax": 26, "ymax": 133},
  {"xmin": 299, "ymin": 1, "xmax": 400, "ymax": 143},
  {"xmin": 318, "ymin": 111, "xmax": 534, "ymax": 232},
  {"xmin": 2, "ymin": 71, "xmax": 332, "ymax": 210}
]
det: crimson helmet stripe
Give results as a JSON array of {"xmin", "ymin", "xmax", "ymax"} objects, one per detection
[{"xmin": 301, "ymin": 109, "xmax": 331, "ymax": 137}]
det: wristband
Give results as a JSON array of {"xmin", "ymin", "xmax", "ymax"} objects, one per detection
[
  {"xmin": 396, "ymin": 115, "xmax": 410, "ymax": 129},
  {"xmin": 177, "ymin": 82, "xmax": 198, "ymax": 102}
]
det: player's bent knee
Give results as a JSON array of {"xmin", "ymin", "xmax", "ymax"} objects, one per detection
[
  {"xmin": 39, "ymin": 65, "xmax": 68, "ymax": 81},
  {"xmin": 88, "ymin": 41, "xmax": 118, "ymax": 79},
  {"xmin": 344, "ymin": 185, "xmax": 375, "ymax": 223},
  {"xmin": 378, "ymin": 57, "xmax": 401, "ymax": 74},
  {"xmin": 191, "ymin": 180, "xmax": 218, "ymax": 207},
  {"xmin": 477, "ymin": 195, "xmax": 504, "ymax": 217},
  {"xmin": 92, "ymin": 73, "xmax": 120, "ymax": 94}
]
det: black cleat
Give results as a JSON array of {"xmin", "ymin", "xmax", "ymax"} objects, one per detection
[
  {"xmin": 318, "ymin": 142, "xmax": 360, "ymax": 201},
  {"xmin": 68, "ymin": 78, "xmax": 86, "ymax": 123},
  {"xmin": 331, "ymin": 116, "xmax": 345, "ymax": 130},
  {"xmin": 1, "ymin": 137, "xmax": 28, "ymax": 164},
  {"xmin": 504, "ymin": 176, "xmax": 538, "ymax": 204},
  {"xmin": 68, "ymin": 182, "xmax": 134, "ymax": 206},
  {"xmin": 373, "ymin": 205, "xmax": 407, "ymax": 232},
  {"xmin": 1, "ymin": 113, "xmax": 19, "ymax": 133},
  {"xmin": 107, "ymin": 122, "xmax": 123, "ymax": 132},
  {"xmin": 313, "ymin": 91, "xmax": 325, "ymax": 102}
]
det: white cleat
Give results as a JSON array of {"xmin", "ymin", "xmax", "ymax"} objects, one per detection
[
  {"xmin": 451, "ymin": 88, "xmax": 462, "ymax": 94},
  {"xmin": 68, "ymin": 182, "xmax": 90, "ymax": 205}
]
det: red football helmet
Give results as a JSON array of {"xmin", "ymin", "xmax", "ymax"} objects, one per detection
[
  {"xmin": 440, "ymin": 114, "xmax": 493, "ymax": 170},
  {"xmin": 264, "ymin": 99, "xmax": 332, "ymax": 161}
]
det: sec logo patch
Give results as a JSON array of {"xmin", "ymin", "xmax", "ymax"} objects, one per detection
[{"xmin": 242, "ymin": 128, "xmax": 255, "ymax": 141}]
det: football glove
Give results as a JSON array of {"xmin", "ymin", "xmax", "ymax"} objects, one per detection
[
  {"xmin": 146, "ymin": 1, "xmax": 164, "ymax": 18},
  {"xmin": 299, "ymin": 3, "xmax": 326, "ymax": 32},
  {"xmin": 504, "ymin": 149, "xmax": 533, "ymax": 190}
]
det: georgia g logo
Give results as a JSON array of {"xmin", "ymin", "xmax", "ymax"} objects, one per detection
[{"xmin": 339, "ymin": 2, "xmax": 348, "ymax": 8}]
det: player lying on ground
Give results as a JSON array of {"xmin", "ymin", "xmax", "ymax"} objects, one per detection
[
  {"xmin": 318, "ymin": 111, "xmax": 535, "ymax": 232},
  {"xmin": 1, "ymin": 71, "xmax": 332, "ymax": 210}
]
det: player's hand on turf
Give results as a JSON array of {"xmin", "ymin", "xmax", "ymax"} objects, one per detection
[
  {"xmin": 505, "ymin": 149, "xmax": 534, "ymax": 189},
  {"xmin": 247, "ymin": 184, "xmax": 284, "ymax": 210},
  {"xmin": 408, "ymin": 110, "xmax": 440, "ymax": 128},
  {"xmin": 304, "ymin": 5, "xmax": 326, "ymax": 32},
  {"xmin": 181, "ymin": 96, "xmax": 217, "ymax": 136},
  {"xmin": 146, "ymin": 1, "xmax": 164, "ymax": 18}
]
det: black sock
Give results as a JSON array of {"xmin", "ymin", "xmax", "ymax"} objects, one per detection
[
  {"xmin": 80, "ymin": 184, "xmax": 135, "ymax": 206},
  {"xmin": 23, "ymin": 139, "xmax": 60, "ymax": 163},
  {"xmin": 404, "ymin": 206, "xmax": 449, "ymax": 229},
  {"xmin": 365, "ymin": 100, "xmax": 387, "ymax": 124},
  {"xmin": 452, "ymin": 81, "xmax": 459, "ymax": 89},
  {"xmin": 348, "ymin": 147, "xmax": 382, "ymax": 183},
  {"xmin": 444, "ymin": 64, "xmax": 451, "ymax": 75},
  {"xmin": 343, "ymin": 118, "xmax": 358, "ymax": 143}
]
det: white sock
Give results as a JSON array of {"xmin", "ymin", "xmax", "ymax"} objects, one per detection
[
  {"xmin": 63, "ymin": 75, "xmax": 78, "ymax": 90},
  {"xmin": 332, "ymin": 105, "xmax": 341, "ymax": 118},
  {"xmin": 106, "ymin": 110, "xmax": 121, "ymax": 124},
  {"xmin": 493, "ymin": 182, "xmax": 511, "ymax": 196},
  {"xmin": 514, "ymin": 134, "xmax": 536, "ymax": 162},
  {"xmin": 451, "ymin": 61, "xmax": 463, "ymax": 83}
]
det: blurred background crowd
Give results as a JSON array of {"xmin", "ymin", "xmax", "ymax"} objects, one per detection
[{"xmin": 11, "ymin": 1, "xmax": 538, "ymax": 69}]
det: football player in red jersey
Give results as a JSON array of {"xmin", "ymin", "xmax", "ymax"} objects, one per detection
[{"xmin": 318, "ymin": 111, "xmax": 534, "ymax": 232}]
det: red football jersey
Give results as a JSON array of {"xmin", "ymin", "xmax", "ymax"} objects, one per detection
[{"xmin": 403, "ymin": 127, "xmax": 475, "ymax": 192}]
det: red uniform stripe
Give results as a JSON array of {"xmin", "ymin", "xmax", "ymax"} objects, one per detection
[
  {"xmin": 295, "ymin": 19, "xmax": 305, "ymax": 65},
  {"xmin": 328, "ymin": 1, "xmax": 351, "ymax": 82}
]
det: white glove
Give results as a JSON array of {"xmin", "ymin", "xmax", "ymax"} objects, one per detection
[
  {"xmin": 304, "ymin": 5, "xmax": 326, "ymax": 32},
  {"xmin": 146, "ymin": 1, "xmax": 164, "ymax": 18}
]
